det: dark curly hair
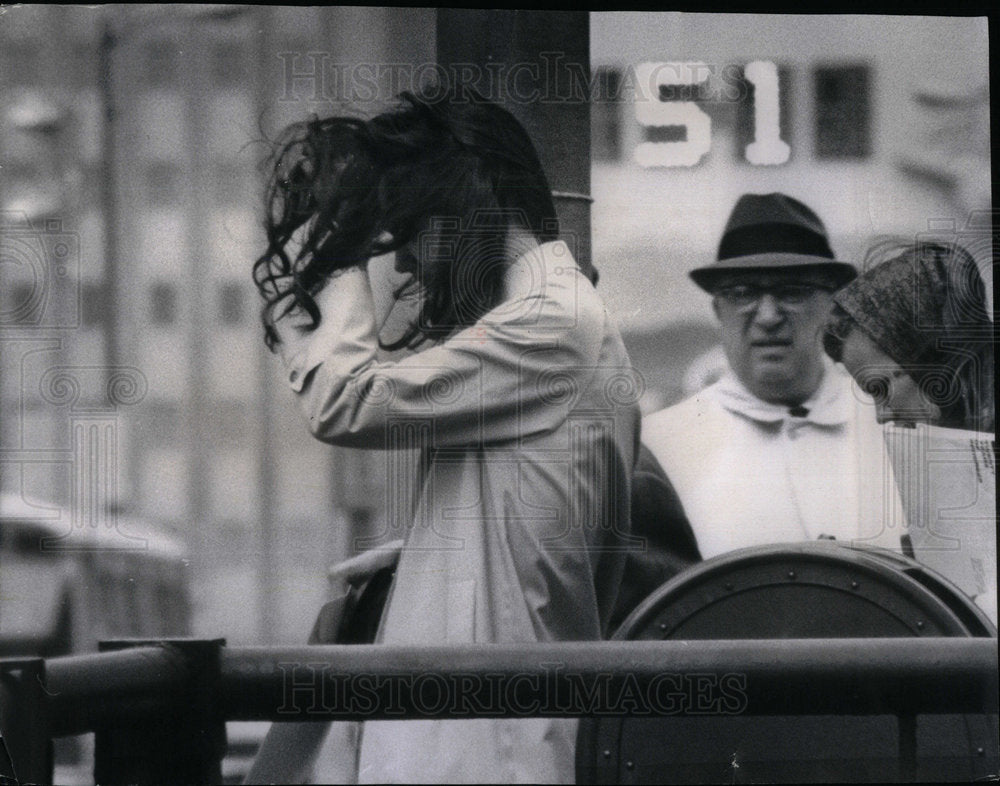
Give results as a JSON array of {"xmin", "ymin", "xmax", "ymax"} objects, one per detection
[{"xmin": 252, "ymin": 85, "xmax": 559, "ymax": 351}]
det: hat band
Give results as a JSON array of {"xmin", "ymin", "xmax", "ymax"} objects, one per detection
[{"xmin": 718, "ymin": 223, "xmax": 835, "ymax": 261}]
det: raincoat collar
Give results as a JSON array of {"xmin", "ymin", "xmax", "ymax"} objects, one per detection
[{"xmin": 709, "ymin": 359, "xmax": 853, "ymax": 427}]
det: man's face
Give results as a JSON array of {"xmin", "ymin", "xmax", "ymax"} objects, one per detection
[{"xmin": 711, "ymin": 270, "xmax": 837, "ymax": 406}]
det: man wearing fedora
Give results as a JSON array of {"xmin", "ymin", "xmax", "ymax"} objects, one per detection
[{"xmin": 642, "ymin": 192, "xmax": 905, "ymax": 560}]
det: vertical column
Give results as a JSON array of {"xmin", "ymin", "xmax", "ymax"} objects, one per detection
[
  {"xmin": 436, "ymin": 10, "xmax": 592, "ymax": 276},
  {"xmin": 98, "ymin": 19, "xmax": 122, "ymax": 376},
  {"xmin": 252, "ymin": 6, "xmax": 280, "ymax": 641},
  {"xmin": 175, "ymin": 18, "xmax": 212, "ymax": 624}
]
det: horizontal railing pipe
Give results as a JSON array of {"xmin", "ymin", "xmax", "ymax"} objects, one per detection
[
  {"xmin": 217, "ymin": 638, "xmax": 998, "ymax": 721},
  {"xmin": 45, "ymin": 644, "xmax": 189, "ymax": 736}
]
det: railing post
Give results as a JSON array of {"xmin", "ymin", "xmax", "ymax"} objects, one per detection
[
  {"xmin": 93, "ymin": 639, "xmax": 225, "ymax": 786},
  {"xmin": 0, "ymin": 658, "xmax": 52, "ymax": 785}
]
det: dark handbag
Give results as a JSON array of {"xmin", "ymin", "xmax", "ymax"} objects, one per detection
[
  {"xmin": 245, "ymin": 547, "xmax": 400, "ymax": 784},
  {"xmin": 308, "ymin": 564, "xmax": 396, "ymax": 645}
]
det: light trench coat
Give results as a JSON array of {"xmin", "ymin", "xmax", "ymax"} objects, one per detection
[
  {"xmin": 276, "ymin": 240, "xmax": 640, "ymax": 783},
  {"xmin": 642, "ymin": 364, "xmax": 908, "ymax": 560}
]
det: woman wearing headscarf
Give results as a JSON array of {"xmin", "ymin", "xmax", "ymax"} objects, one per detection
[
  {"xmin": 824, "ymin": 241, "xmax": 994, "ymax": 433},
  {"xmin": 824, "ymin": 240, "xmax": 995, "ymax": 625}
]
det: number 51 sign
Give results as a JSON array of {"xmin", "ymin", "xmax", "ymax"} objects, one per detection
[{"xmin": 634, "ymin": 61, "xmax": 790, "ymax": 167}]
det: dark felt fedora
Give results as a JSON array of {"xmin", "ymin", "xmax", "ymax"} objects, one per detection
[{"xmin": 690, "ymin": 192, "xmax": 857, "ymax": 292}]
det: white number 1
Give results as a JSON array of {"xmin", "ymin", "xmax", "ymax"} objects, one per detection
[{"xmin": 744, "ymin": 60, "xmax": 790, "ymax": 165}]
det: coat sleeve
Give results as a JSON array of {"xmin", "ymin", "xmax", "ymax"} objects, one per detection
[
  {"xmin": 274, "ymin": 264, "xmax": 604, "ymax": 448},
  {"xmin": 608, "ymin": 444, "xmax": 701, "ymax": 634}
]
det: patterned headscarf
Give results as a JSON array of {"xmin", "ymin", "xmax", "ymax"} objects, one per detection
[{"xmin": 832, "ymin": 242, "xmax": 994, "ymax": 432}]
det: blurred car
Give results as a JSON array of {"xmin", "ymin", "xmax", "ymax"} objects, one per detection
[
  {"xmin": 0, "ymin": 493, "xmax": 191, "ymax": 656},
  {"xmin": 1, "ymin": 492, "xmax": 192, "ymax": 784}
]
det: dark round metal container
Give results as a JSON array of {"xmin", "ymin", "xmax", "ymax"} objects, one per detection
[{"xmin": 577, "ymin": 542, "xmax": 997, "ymax": 784}]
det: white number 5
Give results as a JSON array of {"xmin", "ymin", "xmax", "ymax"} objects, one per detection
[{"xmin": 634, "ymin": 62, "xmax": 712, "ymax": 168}]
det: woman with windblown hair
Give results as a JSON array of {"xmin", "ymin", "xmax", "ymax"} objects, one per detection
[
  {"xmin": 823, "ymin": 241, "xmax": 994, "ymax": 433},
  {"xmin": 251, "ymin": 86, "xmax": 639, "ymax": 783}
]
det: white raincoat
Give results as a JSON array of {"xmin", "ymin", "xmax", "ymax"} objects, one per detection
[
  {"xmin": 276, "ymin": 240, "xmax": 640, "ymax": 783},
  {"xmin": 642, "ymin": 363, "xmax": 907, "ymax": 559}
]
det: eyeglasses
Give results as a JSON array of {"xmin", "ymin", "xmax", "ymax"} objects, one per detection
[{"xmin": 714, "ymin": 283, "xmax": 833, "ymax": 310}]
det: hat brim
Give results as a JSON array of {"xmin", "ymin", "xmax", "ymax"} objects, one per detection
[{"xmin": 689, "ymin": 253, "xmax": 857, "ymax": 292}]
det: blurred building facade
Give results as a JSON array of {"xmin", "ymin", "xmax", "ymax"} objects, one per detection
[{"xmin": 1, "ymin": 5, "xmax": 436, "ymax": 644}]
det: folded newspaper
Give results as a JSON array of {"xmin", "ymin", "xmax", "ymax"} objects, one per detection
[{"xmin": 883, "ymin": 423, "xmax": 997, "ymax": 625}]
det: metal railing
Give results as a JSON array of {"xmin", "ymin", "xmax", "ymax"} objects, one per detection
[{"xmin": 1, "ymin": 637, "xmax": 997, "ymax": 784}]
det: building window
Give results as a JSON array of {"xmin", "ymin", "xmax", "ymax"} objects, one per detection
[
  {"xmin": 218, "ymin": 282, "xmax": 244, "ymax": 325},
  {"xmin": 143, "ymin": 39, "xmax": 178, "ymax": 87},
  {"xmin": 70, "ymin": 40, "xmax": 99, "ymax": 87},
  {"xmin": 6, "ymin": 159, "xmax": 45, "ymax": 184},
  {"xmin": 81, "ymin": 163, "xmax": 104, "ymax": 207},
  {"xmin": 80, "ymin": 281, "xmax": 108, "ymax": 328},
  {"xmin": 144, "ymin": 162, "xmax": 181, "ymax": 206},
  {"xmin": 150, "ymin": 282, "xmax": 177, "ymax": 325},
  {"xmin": 212, "ymin": 41, "xmax": 247, "ymax": 89},
  {"xmin": 5, "ymin": 282, "xmax": 38, "ymax": 324},
  {"xmin": 814, "ymin": 64, "xmax": 872, "ymax": 159},
  {"xmin": 139, "ymin": 403, "xmax": 181, "ymax": 445},
  {"xmin": 591, "ymin": 67, "xmax": 622, "ymax": 162},
  {"xmin": 1, "ymin": 39, "xmax": 41, "ymax": 85},
  {"xmin": 213, "ymin": 163, "xmax": 244, "ymax": 206}
]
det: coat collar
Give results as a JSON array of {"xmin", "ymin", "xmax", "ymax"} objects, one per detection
[
  {"xmin": 502, "ymin": 240, "xmax": 580, "ymax": 300},
  {"xmin": 708, "ymin": 359, "xmax": 853, "ymax": 427}
]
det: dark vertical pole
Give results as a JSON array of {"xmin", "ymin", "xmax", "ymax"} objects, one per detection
[
  {"xmin": 898, "ymin": 713, "xmax": 918, "ymax": 781},
  {"xmin": 98, "ymin": 15, "xmax": 138, "ymax": 536},
  {"xmin": 435, "ymin": 10, "xmax": 593, "ymax": 279},
  {"xmin": 98, "ymin": 20, "xmax": 120, "ymax": 376},
  {"xmin": 0, "ymin": 659, "xmax": 52, "ymax": 786},
  {"xmin": 179, "ymin": 19, "xmax": 212, "ymax": 633},
  {"xmin": 93, "ymin": 640, "xmax": 226, "ymax": 786}
]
